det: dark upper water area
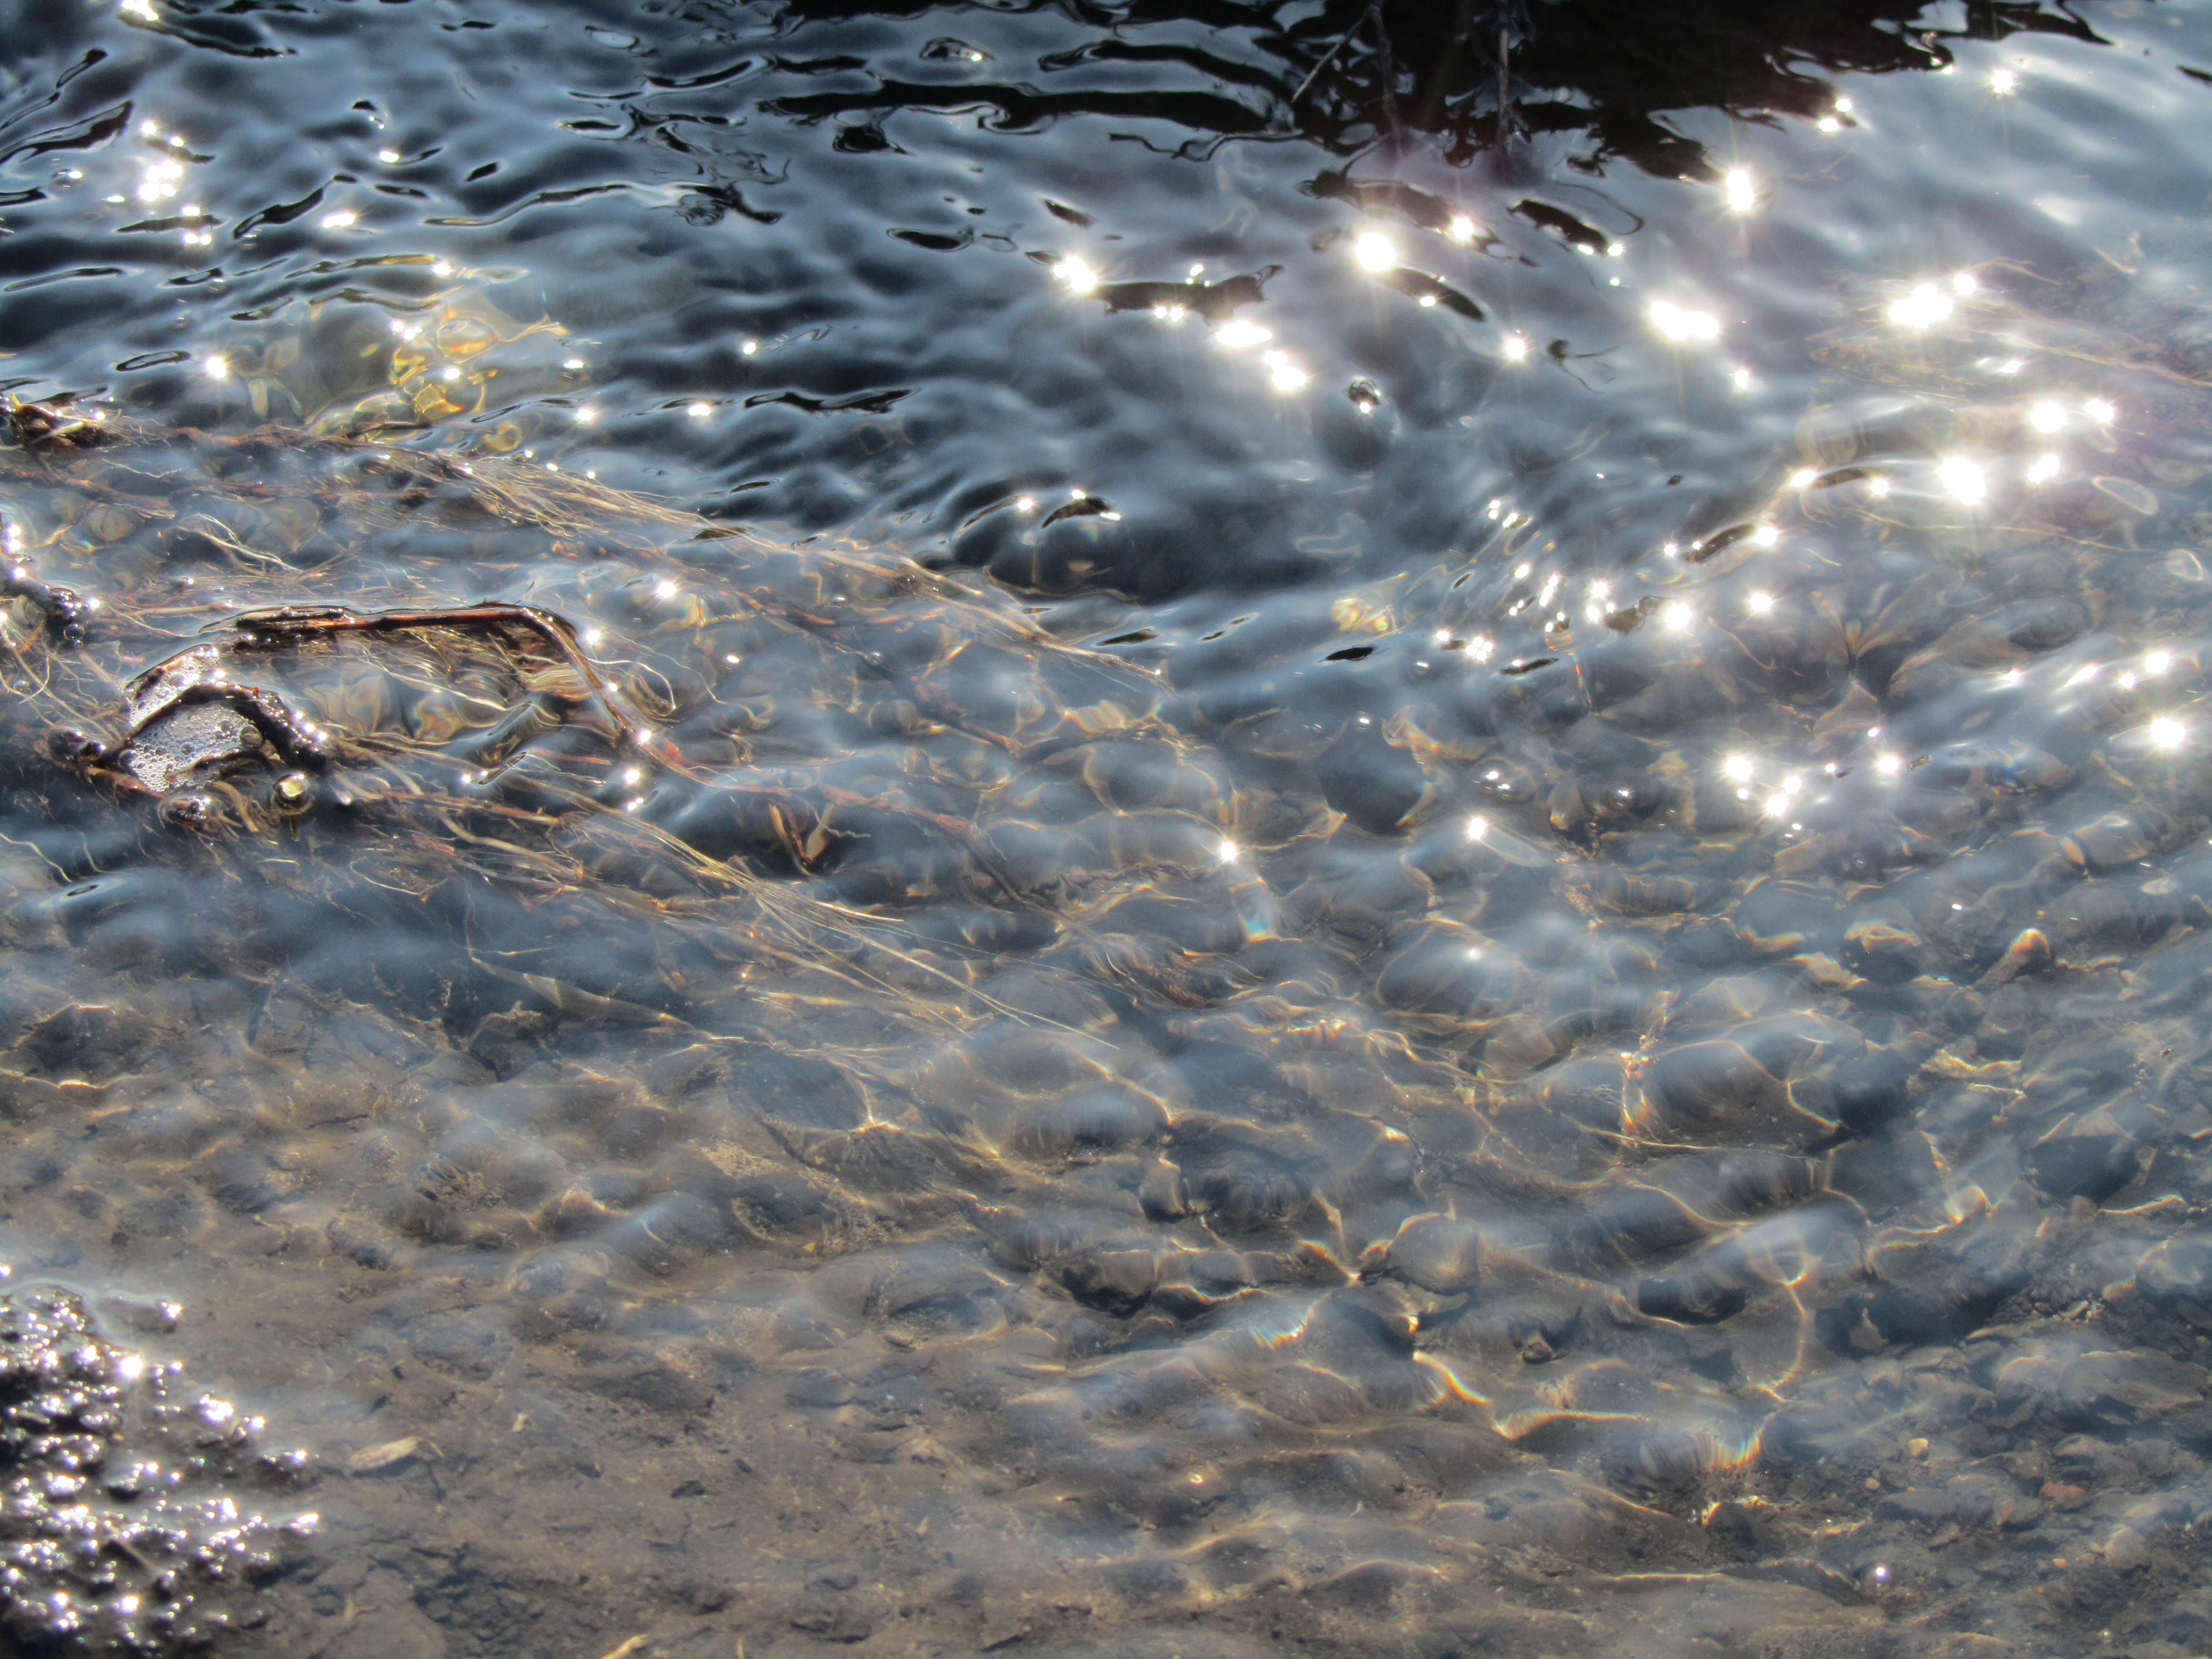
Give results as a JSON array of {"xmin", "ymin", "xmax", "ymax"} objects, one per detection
[{"xmin": 7, "ymin": 2, "xmax": 2212, "ymax": 1656}]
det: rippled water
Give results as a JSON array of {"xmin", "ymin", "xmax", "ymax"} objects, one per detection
[{"xmin": 7, "ymin": 0, "xmax": 2212, "ymax": 1654}]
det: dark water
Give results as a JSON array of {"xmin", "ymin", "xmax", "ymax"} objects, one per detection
[{"xmin": 5, "ymin": 0, "xmax": 2212, "ymax": 1653}]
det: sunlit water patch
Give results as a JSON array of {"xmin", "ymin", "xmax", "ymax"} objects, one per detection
[{"xmin": 6, "ymin": 1, "xmax": 2212, "ymax": 1656}]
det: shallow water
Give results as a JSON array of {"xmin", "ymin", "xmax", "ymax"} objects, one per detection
[{"xmin": 7, "ymin": 0, "xmax": 2212, "ymax": 1654}]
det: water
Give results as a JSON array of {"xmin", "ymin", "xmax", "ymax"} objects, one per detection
[{"xmin": 4, "ymin": 0, "xmax": 2212, "ymax": 1653}]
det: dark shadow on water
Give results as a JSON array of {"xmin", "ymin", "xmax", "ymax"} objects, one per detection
[{"xmin": 764, "ymin": 0, "xmax": 2123, "ymax": 173}]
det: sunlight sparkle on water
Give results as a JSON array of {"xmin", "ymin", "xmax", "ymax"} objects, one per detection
[
  {"xmin": 2029, "ymin": 400, "xmax": 2067, "ymax": 432},
  {"xmin": 1448, "ymin": 216, "xmax": 1477, "ymax": 243},
  {"xmin": 1502, "ymin": 334, "xmax": 1528, "ymax": 361},
  {"xmin": 1888, "ymin": 283, "xmax": 1953, "ymax": 329},
  {"xmin": 1747, "ymin": 590, "xmax": 1775, "ymax": 613},
  {"xmin": 1724, "ymin": 169, "xmax": 1756, "ymax": 214},
  {"xmin": 1465, "ymin": 814, "xmax": 1489, "ymax": 841},
  {"xmin": 2084, "ymin": 398, "xmax": 2116, "ymax": 424},
  {"xmin": 1662, "ymin": 602, "xmax": 1693, "ymax": 633},
  {"xmin": 687, "ymin": 402, "xmax": 711, "ymax": 419},
  {"xmin": 1354, "ymin": 231, "xmax": 1398, "ymax": 271},
  {"xmin": 1937, "ymin": 456, "xmax": 1987, "ymax": 504},
  {"xmin": 1263, "ymin": 350, "xmax": 1308, "ymax": 392},
  {"xmin": 2027, "ymin": 453, "xmax": 2060, "ymax": 484},
  {"xmin": 2152, "ymin": 717, "xmax": 2187, "ymax": 751},
  {"xmin": 136, "ymin": 158, "xmax": 184, "ymax": 204},
  {"xmin": 1723, "ymin": 754, "xmax": 1754, "ymax": 782},
  {"xmin": 1990, "ymin": 68, "xmax": 2018, "ymax": 95},
  {"xmin": 1650, "ymin": 302, "xmax": 1720, "ymax": 342},
  {"xmin": 1216, "ymin": 319, "xmax": 1271, "ymax": 349},
  {"xmin": 200, "ymin": 355, "xmax": 227, "ymax": 379},
  {"xmin": 2145, "ymin": 651, "xmax": 2173, "ymax": 675},
  {"xmin": 1058, "ymin": 256, "xmax": 1098, "ymax": 294}
]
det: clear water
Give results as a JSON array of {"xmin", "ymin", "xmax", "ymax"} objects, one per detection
[{"xmin": 4, "ymin": 1, "xmax": 2212, "ymax": 1654}]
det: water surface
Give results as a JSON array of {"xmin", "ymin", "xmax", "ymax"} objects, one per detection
[{"xmin": 6, "ymin": 1, "xmax": 2212, "ymax": 1654}]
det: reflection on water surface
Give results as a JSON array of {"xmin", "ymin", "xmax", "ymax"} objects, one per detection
[{"xmin": 6, "ymin": 0, "xmax": 2212, "ymax": 1654}]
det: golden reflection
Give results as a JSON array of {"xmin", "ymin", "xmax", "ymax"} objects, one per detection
[
  {"xmin": 1249, "ymin": 1298, "xmax": 1321, "ymax": 1351},
  {"xmin": 1412, "ymin": 1353, "xmax": 1491, "ymax": 1407},
  {"xmin": 1944, "ymin": 1184, "xmax": 1990, "ymax": 1225}
]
